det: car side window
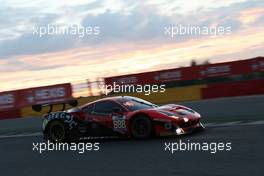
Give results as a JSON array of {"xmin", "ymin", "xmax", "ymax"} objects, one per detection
[
  {"xmin": 94, "ymin": 101, "xmax": 122, "ymax": 115},
  {"xmin": 83, "ymin": 104, "xmax": 94, "ymax": 114}
]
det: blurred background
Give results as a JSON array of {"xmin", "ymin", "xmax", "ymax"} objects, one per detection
[{"xmin": 0, "ymin": 56, "xmax": 263, "ymax": 120}]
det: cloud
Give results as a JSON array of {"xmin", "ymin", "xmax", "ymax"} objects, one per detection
[
  {"xmin": 1, "ymin": 0, "xmax": 256, "ymax": 59},
  {"xmin": 81, "ymin": 8, "xmax": 171, "ymax": 42}
]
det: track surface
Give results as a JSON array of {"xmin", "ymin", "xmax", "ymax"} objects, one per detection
[{"xmin": 0, "ymin": 124, "xmax": 263, "ymax": 176}]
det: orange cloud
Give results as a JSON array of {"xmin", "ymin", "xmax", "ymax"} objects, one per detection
[
  {"xmin": 239, "ymin": 7, "xmax": 264, "ymax": 24},
  {"xmin": 0, "ymin": 26, "xmax": 264, "ymax": 93}
]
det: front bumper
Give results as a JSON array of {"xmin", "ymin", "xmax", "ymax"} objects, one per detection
[{"xmin": 158, "ymin": 122, "xmax": 205, "ymax": 136}]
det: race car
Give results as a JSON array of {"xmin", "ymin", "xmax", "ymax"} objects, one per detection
[{"xmin": 32, "ymin": 96, "xmax": 204, "ymax": 142}]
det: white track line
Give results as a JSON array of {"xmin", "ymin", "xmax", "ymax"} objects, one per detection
[
  {"xmin": 0, "ymin": 132, "xmax": 42, "ymax": 139},
  {"xmin": 205, "ymin": 120, "xmax": 264, "ymax": 127}
]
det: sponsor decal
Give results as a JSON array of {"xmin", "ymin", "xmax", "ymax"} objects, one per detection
[
  {"xmin": 0, "ymin": 93, "xmax": 16, "ymax": 111},
  {"xmin": 113, "ymin": 76, "xmax": 137, "ymax": 84},
  {"xmin": 46, "ymin": 112, "xmax": 77, "ymax": 130},
  {"xmin": 200, "ymin": 65, "xmax": 231, "ymax": 77},
  {"xmin": 0, "ymin": 83, "xmax": 72, "ymax": 111},
  {"xmin": 155, "ymin": 71, "xmax": 182, "ymax": 81}
]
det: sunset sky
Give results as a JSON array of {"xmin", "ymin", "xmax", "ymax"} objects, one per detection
[{"xmin": 0, "ymin": 0, "xmax": 264, "ymax": 92}]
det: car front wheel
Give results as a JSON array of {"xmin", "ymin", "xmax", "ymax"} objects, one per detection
[{"xmin": 131, "ymin": 116, "xmax": 153, "ymax": 139}]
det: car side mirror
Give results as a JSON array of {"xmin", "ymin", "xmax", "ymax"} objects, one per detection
[{"xmin": 112, "ymin": 107, "xmax": 122, "ymax": 114}]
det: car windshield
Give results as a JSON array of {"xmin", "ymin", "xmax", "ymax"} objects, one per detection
[{"xmin": 120, "ymin": 97, "xmax": 158, "ymax": 111}]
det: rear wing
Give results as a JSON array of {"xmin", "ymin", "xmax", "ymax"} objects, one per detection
[{"xmin": 32, "ymin": 99, "xmax": 78, "ymax": 113}]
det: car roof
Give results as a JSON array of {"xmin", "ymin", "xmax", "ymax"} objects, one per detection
[
  {"xmin": 80, "ymin": 96, "xmax": 133, "ymax": 108},
  {"xmin": 94, "ymin": 96, "xmax": 132, "ymax": 102}
]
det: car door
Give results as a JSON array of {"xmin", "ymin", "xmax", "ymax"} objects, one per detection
[{"xmin": 87, "ymin": 100, "xmax": 124, "ymax": 136}]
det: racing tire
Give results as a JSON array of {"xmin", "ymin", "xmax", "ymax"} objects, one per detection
[
  {"xmin": 131, "ymin": 115, "xmax": 153, "ymax": 139},
  {"xmin": 45, "ymin": 120, "xmax": 77, "ymax": 143}
]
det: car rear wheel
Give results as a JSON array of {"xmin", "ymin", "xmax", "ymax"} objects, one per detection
[
  {"xmin": 131, "ymin": 116, "xmax": 153, "ymax": 139},
  {"xmin": 46, "ymin": 120, "xmax": 69, "ymax": 142}
]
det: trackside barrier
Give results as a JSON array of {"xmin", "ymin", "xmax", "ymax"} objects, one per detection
[
  {"xmin": 0, "ymin": 83, "xmax": 73, "ymax": 120},
  {"xmin": 202, "ymin": 79, "xmax": 264, "ymax": 99},
  {"xmin": 105, "ymin": 57, "xmax": 264, "ymax": 85},
  {"xmin": 0, "ymin": 109, "xmax": 21, "ymax": 120}
]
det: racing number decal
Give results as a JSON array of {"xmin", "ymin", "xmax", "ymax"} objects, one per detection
[
  {"xmin": 113, "ymin": 119, "xmax": 126, "ymax": 129},
  {"xmin": 112, "ymin": 115, "xmax": 127, "ymax": 133}
]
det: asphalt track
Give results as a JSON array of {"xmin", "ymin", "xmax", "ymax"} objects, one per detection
[{"xmin": 0, "ymin": 123, "xmax": 263, "ymax": 176}]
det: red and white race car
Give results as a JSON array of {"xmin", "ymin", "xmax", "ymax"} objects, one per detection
[{"xmin": 33, "ymin": 96, "xmax": 204, "ymax": 142}]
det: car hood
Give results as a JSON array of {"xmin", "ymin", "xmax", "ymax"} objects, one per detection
[{"xmin": 153, "ymin": 104, "xmax": 201, "ymax": 119}]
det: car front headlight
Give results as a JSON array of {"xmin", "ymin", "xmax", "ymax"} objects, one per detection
[{"xmin": 183, "ymin": 117, "xmax": 189, "ymax": 122}]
